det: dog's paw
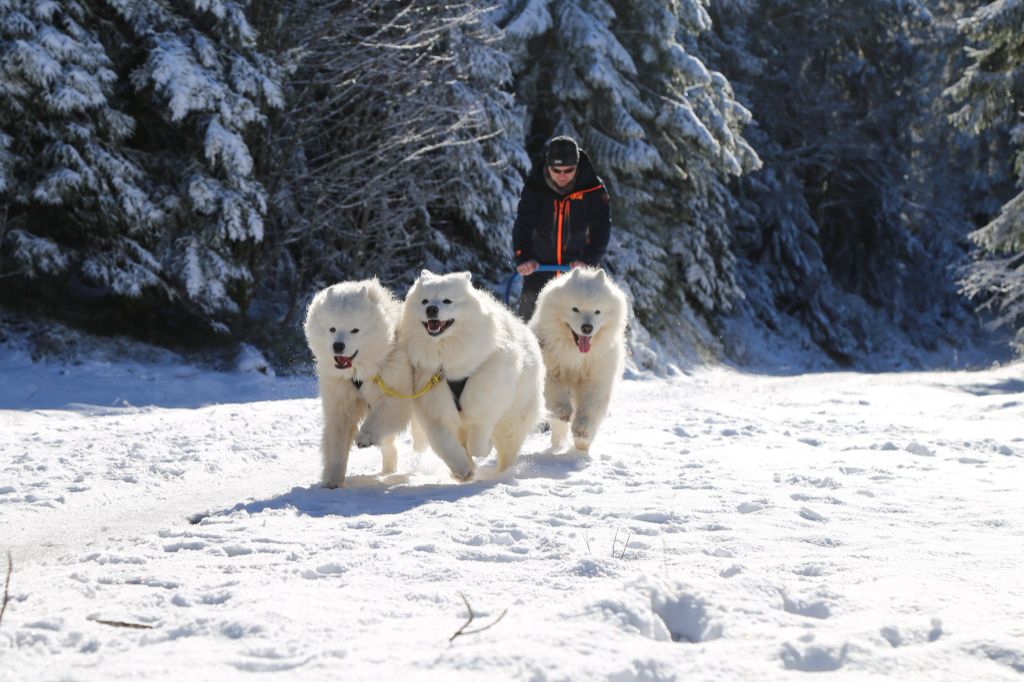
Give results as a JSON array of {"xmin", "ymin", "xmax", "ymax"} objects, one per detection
[
  {"xmin": 450, "ymin": 464, "xmax": 475, "ymax": 482},
  {"xmin": 554, "ymin": 403, "xmax": 573, "ymax": 422},
  {"xmin": 569, "ymin": 413, "xmax": 593, "ymax": 446}
]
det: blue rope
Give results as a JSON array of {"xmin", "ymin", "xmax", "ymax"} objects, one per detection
[{"xmin": 503, "ymin": 264, "xmax": 572, "ymax": 305}]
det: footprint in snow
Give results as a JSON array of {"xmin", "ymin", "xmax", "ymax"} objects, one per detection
[
  {"xmin": 791, "ymin": 493, "xmax": 844, "ymax": 505},
  {"xmin": 631, "ymin": 511, "xmax": 684, "ymax": 525},
  {"xmin": 302, "ymin": 562, "xmax": 347, "ymax": 579},
  {"xmin": 975, "ymin": 643, "xmax": 1024, "ymax": 674},
  {"xmin": 222, "ymin": 545, "xmax": 253, "ymax": 557},
  {"xmin": 569, "ymin": 557, "xmax": 618, "ymax": 578},
  {"xmin": 780, "ymin": 642, "xmax": 848, "ymax": 672},
  {"xmin": 787, "ymin": 474, "xmax": 842, "ymax": 489},
  {"xmin": 646, "ymin": 588, "xmax": 724, "ymax": 644},
  {"xmin": 792, "ymin": 563, "xmax": 827, "ymax": 577},
  {"xmin": 671, "ymin": 426, "xmax": 693, "ymax": 438},
  {"xmin": 452, "ymin": 529, "xmax": 526, "ymax": 547},
  {"xmin": 880, "ymin": 618, "xmax": 943, "ymax": 647},
  {"xmin": 780, "ymin": 589, "xmax": 832, "ymax": 619},
  {"xmin": 799, "ymin": 507, "xmax": 828, "ymax": 522},
  {"xmin": 801, "ymin": 536, "xmax": 842, "ymax": 548},
  {"xmin": 703, "ymin": 547, "xmax": 735, "ymax": 558},
  {"xmin": 736, "ymin": 499, "xmax": 768, "ymax": 514},
  {"xmin": 719, "ymin": 564, "xmax": 742, "ymax": 578},
  {"xmin": 905, "ymin": 442, "xmax": 935, "ymax": 457},
  {"xmin": 163, "ymin": 541, "xmax": 206, "ymax": 552}
]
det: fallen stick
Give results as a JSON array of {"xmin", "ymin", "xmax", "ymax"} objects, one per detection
[
  {"xmin": 90, "ymin": 617, "xmax": 155, "ymax": 630},
  {"xmin": 0, "ymin": 552, "xmax": 11, "ymax": 629},
  {"xmin": 449, "ymin": 592, "xmax": 507, "ymax": 642}
]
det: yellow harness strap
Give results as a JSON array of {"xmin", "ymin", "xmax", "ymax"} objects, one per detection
[{"xmin": 370, "ymin": 372, "xmax": 443, "ymax": 399}]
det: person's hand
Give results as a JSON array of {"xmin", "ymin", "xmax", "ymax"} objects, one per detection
[
  {"xmin": 570, "ymin": 261, "xmax": 586, "ymax": 269},
  {"xmin": 517, "ymin": 260, "xmax": 539, "ymax": 276}
]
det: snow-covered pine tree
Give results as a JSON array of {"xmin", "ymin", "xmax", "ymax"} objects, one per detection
[
  {"xmin": 0, "ymin": 0, "xmax": 281, "ymax": 333},
  {"xmin": 254, "ymin": 1, "xmax": 527, "ymax": 320},
  {"xmin": 705, "ymin": 0, "xmax": 986, "ymax": 365},
  {"xmin": 699, "ymin": 1, "xmax": 862, "ymax": 362},
  {"xmin": 443, "ymin": 6, "xmax": 529, "ymax": 257},
  {"xmin": 0, "ymin": 0, "xmax": 163, "ymax": 295},
  {"xmin": 949, "ymin": 0, "xmax": 1024, "ymax": 351},
  {"xmin": 493, "ymin": 0, "xmax": 760, "ymax": 342},
  {"xmin": 109, "ymin": 0, "xmax": 282, "ymax": 324},
  {"xmin": 928, "ymin": 0, "xmax": 1015, "ymax": 230}
]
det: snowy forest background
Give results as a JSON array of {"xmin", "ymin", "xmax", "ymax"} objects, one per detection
[{"xmin": 1, "ymin": 0, "xmax": 1022, "ymax": 371}]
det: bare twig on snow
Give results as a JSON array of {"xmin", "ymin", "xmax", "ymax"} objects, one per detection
[
  {"xmin": 0, "ymin": 552, "xmax": 11, "ymax": 629},
  {"xmin": 90, "ymin": 617, "xmax": 155, "ymax": 630},
  {"xmin": 612, "ymin": 529, "xmax": 633, "ymax": 560},
  {"xmin": 449, "ymin": 592, "xmax": 507, "ymax": 642}
]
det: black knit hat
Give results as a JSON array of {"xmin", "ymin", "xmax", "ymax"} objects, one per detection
[{"xmin": 545, "ymin": 136, "xmax": 579, "ymax": 167}]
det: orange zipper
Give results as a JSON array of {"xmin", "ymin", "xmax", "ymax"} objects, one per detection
[{"xmin": 554, "ymin": 185, "xmax": 603, "ymax": 265}]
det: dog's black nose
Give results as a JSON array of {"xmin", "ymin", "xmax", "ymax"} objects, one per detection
[
  {"xmin": 426, "ymin": 305, "xmax": 439, "ymax": 318},
  {"xmin": 581, "ymin": 323, "xmax": 593, "ymax": 335},
  {"xmin": 333, "ymin": 341, "xmax": 346, "ymax": 354}
]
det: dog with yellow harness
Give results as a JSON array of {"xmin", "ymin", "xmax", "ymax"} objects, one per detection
[
  {"xmin": 398, "ymin": 270, "xmax": 545, "ymax": 481},
  {"xmin": 304, "ymin": 278, "xmax": 417, "ymax": 488}
]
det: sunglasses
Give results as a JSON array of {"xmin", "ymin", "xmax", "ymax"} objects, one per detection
[{"xmin": 548, "ymin": 166, "xmax": 577, "ymax": 176}]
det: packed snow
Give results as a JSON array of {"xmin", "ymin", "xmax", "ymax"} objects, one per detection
[{"xmin": 1, "ymin": 339, "xmax": 1023, "ymax": 680}]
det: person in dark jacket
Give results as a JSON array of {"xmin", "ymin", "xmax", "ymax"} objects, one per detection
[{"xmin": 512, "ymin": 135, "xmax": 611, "ymax": 321}]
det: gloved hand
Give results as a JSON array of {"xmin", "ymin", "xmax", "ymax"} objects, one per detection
[{"xmin": 517, "ymin": 260, "xmax": 539, "ymax": 276}]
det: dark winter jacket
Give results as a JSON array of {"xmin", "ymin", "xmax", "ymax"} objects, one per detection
[{"xmin": 512, "ymin": 150, "xmax": 611, "ymax": 267}]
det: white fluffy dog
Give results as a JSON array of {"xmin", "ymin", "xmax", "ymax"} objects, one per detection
[
  {"xmin": 304, "ymin": 279, "xmax": 414, "ymax": 488},
  {"xmin": 530, "ymin": 267, "xmax": 628, "ymax": 451},
  {"xmin": 398, "ymin": 270, "xmax": 544, "ymax": 480}
]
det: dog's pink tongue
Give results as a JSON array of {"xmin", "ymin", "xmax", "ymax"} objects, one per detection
[{"xmin": 577, "ymin": 335, "xmax": 591, "ymax": 353}]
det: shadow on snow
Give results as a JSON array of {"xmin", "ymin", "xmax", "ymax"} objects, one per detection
[
  {"xmin": 190, "ymin": 446, "xmax": 592, "ymax": 521},
  {"xmin": 957, "ymin": 377, "xmax": 1024, "ymax": 396}
]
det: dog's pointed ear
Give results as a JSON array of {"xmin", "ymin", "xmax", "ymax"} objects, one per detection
[
  {"xmin": 596, "ymin": 268, "xmax": 608, "ymax": 281},
  {"xmin": 420, "ymin": 269, "xmax": 433, "ymax": 278},
  {"xmin": 458, "ymin": 271, "xmax": 472, "ymax": 283},
  {"xmin": 362, "ymin": 282, "xmax": 385, "ymax": 304},
  {"xmin": 570, "ymin": 267, "xmax": 582, "ymax": 279}
]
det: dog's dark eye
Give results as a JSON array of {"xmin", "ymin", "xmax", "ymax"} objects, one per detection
[
  {"xmin": 572, "ymin": 307, "xmax": 579, "ymax": 313},
  {"xmin": 595, "ymin": 310, "xmax": 601, "ymax": 315},
  {"xmin": 443, "ymin": 299, "xmax": 452, "ymax": 305},
  {"xmin": 351, "ymin": 328, "xmax": 359, "ymax": 334},
  {"xmin": 421, "ymin": 299, "xmax": 428, "ymax": 305},
  {"xmin": 329, "ymin": 327, "xmax": 336, "ymax": 333}
]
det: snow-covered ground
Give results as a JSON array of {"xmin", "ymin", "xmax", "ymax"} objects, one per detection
[{"xmin": 2, "ymin": 339, "xmax": 1023, "ymax": 680}]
